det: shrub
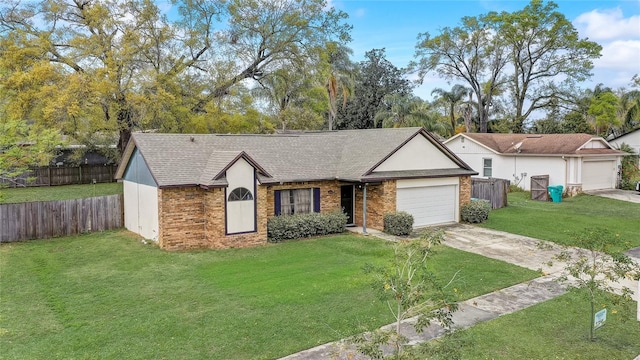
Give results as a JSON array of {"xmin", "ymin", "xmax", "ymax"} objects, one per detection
[
  {"xmin": 508, "ymin": 184, "xmax": 524, "ymax": 193},
  {"xmin": 383, "ymin": 211, "xmax": 414, "ymax": 236},
  {"xmin": 461, "ymin": 200, "xmax": 491, "ymax": 223},
  {"xmin": 267, "ymin": 210, "xmax": 348, "ymax": 242}
]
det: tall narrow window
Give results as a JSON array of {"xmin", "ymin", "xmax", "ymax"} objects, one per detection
[
  {"xmin": 483, "ymin": 158, "xmax": 492, "ymax": 177},
  {"xmin": 228, "ymin": 187, "xmax": 253, "ymax": 201}
]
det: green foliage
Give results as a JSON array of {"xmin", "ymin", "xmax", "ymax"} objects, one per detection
[
  {"xmin": 0, "ymin": 119, "xmax": 63, "ymax": 197},
  {"xmin": 383, "ymin": 211, "xmax": 414, "ymax": 236},
  {"xmin": 508, "ymin": 184, "xmax": 525, "ymax": 193},
  {"xmin": 0, "ymin": 0, "xmax": 352, "ymax": 154},
  {"xmin": 553, "ymin": 228, "xmax": 640, "ymax": 341},
  {"xmin": 413, "ymin": 0, "xmax": 601, "ymax": 133},
  {"xmin": 460, "ymin": 200, "xmax": 491, "ymax": 223},
  {"xmin": 589, "ymin": 91, "xmax": 621, "ymax": 136},
  {"xmin": 336, "ymin": 48, "xmax": 413, "ymax": 129},
  {"xmin": 617, "ymin": 142, "xmax": 640, "ymax": 190},
  {"xmin": 356, "ymin": 229, "xmax": 458, "ymax": 358},
  {"xmin": 267, "ymin": 210, "xmax": 347, "ymax": 242}
]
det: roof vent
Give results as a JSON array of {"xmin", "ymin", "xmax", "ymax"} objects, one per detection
[
  {"xmin": 526, "ymin": 135, "xmax": 542, "ymax": 138},
  {"xmin": 190, "ymin": 136, "xmax": 195, "ymax": 142}
]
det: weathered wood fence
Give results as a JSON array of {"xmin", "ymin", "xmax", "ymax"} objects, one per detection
[
  {"xmin": 531, "ymin": 175, "xmax": 550, "ymax": 201},
  {"xmin": 0, "ymin": 194, "xmax": 123, "ymax": 242},
  {"xmin": 0, "ymin": 165, "xmax": 117, "ymax": 188},
  {"xmin": 471, "ymin": 178, "xmax": 509, "ymax": 209}
]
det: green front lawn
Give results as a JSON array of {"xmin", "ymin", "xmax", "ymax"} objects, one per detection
[
  {"xmin": 482, "ymin": 193, "xmax": 640, "ymax": 253},
  {"xmin": 438, "ymin": 289, "xmax": 640, "ymax": 359},
  {"xmin": 0, "ymin": 182, "xmax": 123, "ymax": 203},
  {"xmin": 0, "ymin": 231, "xmax": 538, "ymax": 360}
]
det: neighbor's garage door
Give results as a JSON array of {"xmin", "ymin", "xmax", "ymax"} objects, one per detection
[
  {"xmin": 396, "ymin": 185, "xmax": 456, "ymax": 227},
  {"xmin": 582, "ymin": 160, "xmax": 615, "ymax": 191}
]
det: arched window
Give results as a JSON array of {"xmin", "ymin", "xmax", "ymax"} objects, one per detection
[{"xmin": 228, "ymin": 187, "xmax": 253, "ymax": 201}]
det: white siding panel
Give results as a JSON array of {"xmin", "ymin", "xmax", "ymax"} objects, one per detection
[
  {"xmin": 374, "ymin": 135, "xmax": 459, "ymax": 172},
  {"xmin": 123, "ymin": 180, "xmax": 158, "ymax": 241},
  {"xmin": 226, "ymin": 158, "xmax": 256, "ymax": 234},
  {"xmin": 123, "ymin": 180, "xmax": 139, "ymax": 234},
  {"xmin": 397, "ymin": 185, "xmax": 457, "ymax": 227}
]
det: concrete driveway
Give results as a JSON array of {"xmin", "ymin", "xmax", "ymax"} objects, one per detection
[{"xmin": 584, "ymin": 189, "xmax": 640, "ymax": 203}]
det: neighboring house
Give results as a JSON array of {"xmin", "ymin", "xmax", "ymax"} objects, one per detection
[
  {"xmin": 609, "ymin": 128, "xmax": 640, "ymax": 164},
  {"xmin": 444, "ymin": 133, "xmax": 625, "ymax": 194},
  {"xmin": 115, "ymin": 127, "xmax": 477, "ymax": 250}
]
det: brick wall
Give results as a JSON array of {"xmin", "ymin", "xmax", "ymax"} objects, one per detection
[
  {"xmin": 354, "ymin": 180, "xmax": 396, "ymax": 230},
  {"xmin": 157, "ymin": 187, "xmax": 207, "ymax": 250},
  {"xmin": 204, "ymin": 186, "xmax": 268, "ymax": 249}
]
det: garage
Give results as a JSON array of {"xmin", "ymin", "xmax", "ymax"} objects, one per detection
[
  {"xmin": 396, "ymin": 179, "xmax": 458, "ymax": 227},
  {"xmin": 582, "ymin": 160, "xmax": 616, "ymax": 191}
]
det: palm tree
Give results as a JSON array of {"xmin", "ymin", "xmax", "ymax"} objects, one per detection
[
  {"xmin": 431, "ymin": 85, "xmax": 470, "ymax": 135},
  {"xmin": 619, "ymin": 90, "xmax": 640, "ymax": 134},
  {"xmin": 375, "ymin": 94, "xmax": 450, "ymax": 137},
  {"xmin": 323, "ymin": 42, "xmax": 354, "ymax": 130}
]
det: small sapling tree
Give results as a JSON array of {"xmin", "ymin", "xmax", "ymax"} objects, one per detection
[
  {"xmin": 554, "ymin": 228, "xmax": 640, "ymax": 341},
  {"xmin": 355, "ymin": 229, "xmax": 458, "ymax": 359}
]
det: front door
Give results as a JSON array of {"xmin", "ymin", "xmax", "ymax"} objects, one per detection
[{"xmin": 340, "ymin": 185, "xmax": 355, "ymax": 225}]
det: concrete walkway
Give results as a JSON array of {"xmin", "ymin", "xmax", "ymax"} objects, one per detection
[
  {"xmin": 280, "ymin": 224, "xmax": 640, "ymax": 360},
  {"xmin": 584, "ymin": 189, "xmax": 640, "ymax": 204}
]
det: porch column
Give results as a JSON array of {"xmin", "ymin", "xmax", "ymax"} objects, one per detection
[{"xmin": 362, "ymin": 183, "xmax": 368, "ymax": 235}]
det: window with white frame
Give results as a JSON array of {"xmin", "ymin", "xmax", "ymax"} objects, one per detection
[
  {"xmin": 483, "ymin": 158, "xmax": 492, "ymax": 177},
  {"xmin": 228, "ymin": 187, "xmax": 253, "ymax": 201},
  {"xmin": 280, "ymin": 188, "xmax": 313, "ymax": 215}
]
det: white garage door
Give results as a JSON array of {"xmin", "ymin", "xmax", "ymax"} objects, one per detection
[
  {"xmin": 582, "ymin": 161, "xmax": 615, "ymax": 191},
  {"xmin": 396, "ymin": 185, "xmax": 456, "ymax": 227}
]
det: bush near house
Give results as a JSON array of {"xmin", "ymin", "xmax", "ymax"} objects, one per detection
[
  {"xmin": 383, "ymin": 211, "xmax": 414, "ymax": 236},
  {"xmin": 267, "ymin": 210, "xmax": 347, "ymax": 242},
  {"xmin": 461, "ymin": 199, "xmax": 491, "ymax": 223}
]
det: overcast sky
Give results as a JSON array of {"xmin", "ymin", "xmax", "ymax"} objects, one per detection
[{"xmin": 329, "ymin": 0, "xmax": 640, "ymax": 100}]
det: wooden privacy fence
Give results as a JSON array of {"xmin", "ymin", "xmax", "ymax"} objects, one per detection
[
  {"xmin": 0, "ymin": 165, "xmax": 117, "ymax": 188},
  {"xmin": 0, "ymin": 194, "xmax": 123, "ymax": 242},
  {"xmin": 471, "ymin": 178, "xmax": 509, "ymax": 209}
]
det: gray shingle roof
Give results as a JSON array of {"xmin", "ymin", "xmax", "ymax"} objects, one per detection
[{"xmin": 116, "ymin": 128, "xmax": 475, "ymax": 187}]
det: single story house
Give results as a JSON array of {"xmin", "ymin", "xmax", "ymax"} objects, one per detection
[
  {"xmin": 115, "ymin": 127, "xmax": 477, "ymax": 250},
  {"xmin": 609, "ymin": 128, "xmax": 640, "ymax": 165},
  {"xmin": 443, "ymin": 133, "xmax": 625, "ymax": 195}
]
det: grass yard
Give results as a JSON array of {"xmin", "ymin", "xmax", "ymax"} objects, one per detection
[
  {"xmin": 0, "ymin": 183, "xmax": 123, "ymax": 204},
  {"xmin": 437, "ymin": 289, "xmax": 640, "ymax": 359},
  {"xmin": 481, "ymin": 192, "xmax": 640, "ymax": 253},
  {"xmin": 0, "ymin": 231, "xmax": 538, "ymax": 360}
]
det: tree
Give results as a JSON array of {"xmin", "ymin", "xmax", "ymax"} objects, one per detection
[
  {"xmin": 589, "ymin": 91, "xmax": 620, "ymax": 136},
  {"xmin": 0, "ymin": 118, "xmax": 62, "ymax": 196},
  {"xmin": 414, "ymin": 16, "xmax": 508, "ymax": 133},
  {"xmin": 252, "ymin": 68, "xmax": 325, "ymax": 131},
  {"xmin": 431, "ymin": 85, "xmax": 470, "ymax": 136},
  {"xmin": 323, "ymin": 42, "xmax": 354, "ymax": 131},
  {"xmin": 375, "ymin": 94, "xmax": 450, "ymax": 137},
  {"xmin": 554, "ymin": 228, "xmax": 639, "ymax": 342},
  {"xmin": 0, "ymin": 0, "xmax": 351, "ymax": 155},
  {"xmin": 617, "ymin": 143, "xmax": 640, "ymax": 190},
  {"xmin": 488, "ymin": 0, "xmax": 601, "ymax": 133},
  {"xmin": 413, "ymin": 0, "xmax": 601, "ymax": 133},
  {"xmin": 354, "ymin": 229, "xmax": 458, "ymax": 359},
  {"xmin": 336, "ymin": 48, "xmax": 412, "ymax": 129}
]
